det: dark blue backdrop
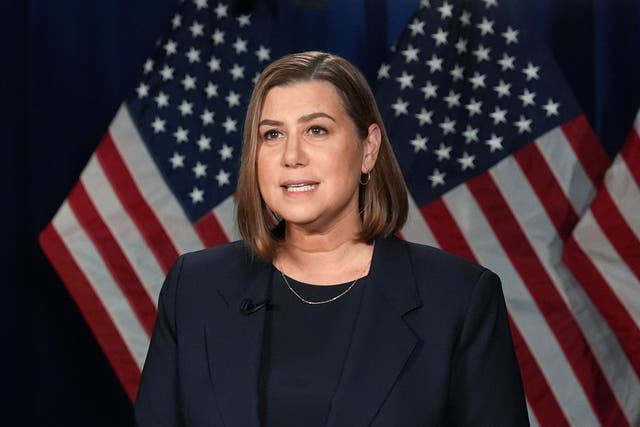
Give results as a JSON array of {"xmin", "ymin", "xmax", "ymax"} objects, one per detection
[{"xmin": 11, "ymin": 0, "xmax": 640, "ymax": 425}]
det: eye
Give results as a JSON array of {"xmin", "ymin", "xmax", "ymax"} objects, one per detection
[
  {"xmin": 307, "ymin": 125, "xmax": 327, "ymax": 136},
  {"xmin": 262, "ymin": 129, "xmax": 282, "ymax": 140}
]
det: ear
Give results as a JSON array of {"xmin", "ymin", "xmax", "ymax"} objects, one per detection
[{"xmin": 361, "ymin": 123, "xmax": 382, "ymax": 173}]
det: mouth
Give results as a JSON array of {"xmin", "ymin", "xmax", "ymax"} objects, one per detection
[{"xmin": 281, "ymin": 182, "xmax": 318, "ymax": 192}]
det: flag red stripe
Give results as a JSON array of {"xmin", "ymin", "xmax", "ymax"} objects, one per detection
[
  {"xmin": 561, "ymin": 116, "xmax": 610, "ymax": 185},
  {"xmin": 39, "ymin": 224, "xmax": 141, "ymax": 401},
  {"xmin": 509, "ymin": 320, "xmax": 571, "ymax": 427},
  {"xmin": 591, "ymin": 190, "xmax": 640, "ymax": 281},
  {"xmin": 621, "ymin": 126, "xmax": 640, "ymax": 186},
  {"xmin": 513, "ymin": 143, "xmax": 579, "ymax": 239},
  {"xmin": 422, "ymin": 199, "xmax": 568, "ymax": 425},
  {"xmin": 68, "ymin": 182, "xmax": 157, "ymax": 335},
  {"xmin": 194, "ymin": 212, "xmax": 231, "ymax": 248},
  {"xmin": 563, "ymin": 236, "xmax": 640, "ymax": 379},
  {"xmin": 467, "ymin": 173, "xmax": 628, "ymax": 426},
  {"xmin": 97, "ymin": 134, "xmax": 179, "ymax": 274},
  {"xmin": 420, "ymin": 199, "xmax": 476, "ymax": 261}
]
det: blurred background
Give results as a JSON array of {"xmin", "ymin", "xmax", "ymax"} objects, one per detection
[{"xmin": 8, "ymin": 0, "xmax": 640, "ymax": 425}]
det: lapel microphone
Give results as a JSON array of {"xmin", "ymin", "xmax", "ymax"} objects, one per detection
[{"xmin": 239, "ymin": 298, "xmax": 272, "ymax": 315}]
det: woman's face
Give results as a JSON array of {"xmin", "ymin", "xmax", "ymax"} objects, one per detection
[{"xmin": 256, "ymin": 80, "xmax": 378, "ymax": 234}]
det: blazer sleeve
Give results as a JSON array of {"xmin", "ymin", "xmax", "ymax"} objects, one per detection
[
  {"xmin": 447, "ymin": 269, "xmax": 530, "ymax": 426},
  {"xmin": 134, "ymin": 255, "xmax": 185, "ymax": 427}
]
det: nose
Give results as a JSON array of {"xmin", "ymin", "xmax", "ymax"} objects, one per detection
[{"xmin": 281, "ymin": 133, "xmax": 307, "ymax": 167}]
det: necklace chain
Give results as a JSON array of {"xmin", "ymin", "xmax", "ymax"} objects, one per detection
[{"xmin": 279, "ymin": 271, "xmax": 360, "ymax": 305}]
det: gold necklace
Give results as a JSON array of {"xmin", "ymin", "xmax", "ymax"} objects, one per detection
[{"xmin": 279, "ymin": 270, "xmax": 360, "ymax": 305}]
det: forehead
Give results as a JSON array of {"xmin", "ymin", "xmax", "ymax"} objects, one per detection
[{"xmin": 260, "ymin": 80, "xmax": 345, "ymax": 118}]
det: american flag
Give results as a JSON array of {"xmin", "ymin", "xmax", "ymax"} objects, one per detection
[{"xmin": 39, "ymin": 0, "xmax": 640, "ymax": 425}]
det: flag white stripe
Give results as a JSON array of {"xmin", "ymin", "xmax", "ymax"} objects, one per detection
[
  {"xmin": 442, "ymin": 184, "xmax": 597, "ymax": 426},
  {"xmin": 535, "ymin": 127, "xmax": 596, "ymax": 214},
  {"xmin": 401, "ymin": 193, "xmax": 439, "ymax": 246},
  {"xmin": 491, "ymin": 156, "xmax": 640, "ymax": 423},
  {"xmin": 109, "ymin": 105, "xmax": 205, "ymax": 254},
  {"xmin": 212, "ymin": 195, "xmax": 241, "ymax": 242},
  {"xmin": 572, "ymin": 210, "xmax": 640, "ymax": 326},
  {"xmin": 603, "ymin": 156, "xmax": 640, "ymax": 240},
  {"xmin": 52, "ymin": 201, "xmax": 149, "ymax": 370},
  {"xmin": 80, "ymin": 155, "xmax": 165, "ymax": 305}
]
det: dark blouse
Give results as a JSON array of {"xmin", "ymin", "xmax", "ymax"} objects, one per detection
[{"xmin": 259, "ymin": 269, "xmax": 366, "ymax": 427}]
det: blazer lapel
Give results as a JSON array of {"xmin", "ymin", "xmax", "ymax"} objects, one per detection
[
  {"xmin": 325, "ymin": 236, "xmax": 422, "ymax": 427},
  {"xmin": 204, "ymin": 253, "xmax": 272, "ymax": 427}
]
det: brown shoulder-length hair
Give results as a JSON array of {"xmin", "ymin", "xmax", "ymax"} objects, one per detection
[{"xmin": 236, "ymin": 51, "xmax": 408, "ymax": 259}]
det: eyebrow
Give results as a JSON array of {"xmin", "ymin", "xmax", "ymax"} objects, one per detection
[{"xmin": 258, "ymin": 112, "xmax": 336, "ymax": 127}]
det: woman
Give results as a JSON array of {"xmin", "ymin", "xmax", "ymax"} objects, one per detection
[{"xmin": 135, "ymin": 51, "xmax": 529, "ymax": 426}]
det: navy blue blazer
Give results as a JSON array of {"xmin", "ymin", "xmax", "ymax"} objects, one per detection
[{"xmin": 135, "ymin": 236, "xmax": 529, "ymax": 426}]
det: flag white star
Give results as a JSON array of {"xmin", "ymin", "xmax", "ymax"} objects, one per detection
[
  {"xmin": 522, "ymin": 62, "xmax": 540, "ymax": 80},
  {"xmin": 457, "ymin": 152, "xmax": 476, "ymax": 170},
  {"xmin": 237, "ymin": 14, "xmax": 251, "ymax": 27},
  {"xmin": 472, "ymin": 44, "xmax": 491, "ymax": 62},
  {"xmin": 219, "ymin": 144, "xmax": 234, "ymax": 160},
  {"xmin": 542, "ymin": 99, "xmax": 560, "ymax": 116},
  {"xmin": 439, "ymin": 117, "xmax": 456, "ymax": 135},
  {"xmin": 489, "ymin": 107, "xmax": 507, "ymax": 124},
  {"xmin": 401, "ymin": 44, "xmax": 420, "ymax": 62},
  {"xmin": 143, "ymin": 59, "xmax": 154, "ymax": 73},
  {"xmin": 233, "ymin": 37, "xmax": 248, "ymax": 54},
  {"xmin": 454, "ymin": 38, "xmax": 467, "ymax": 53},
  {"xmin": 434, "ymin": 143, "xmax": 452, "ymax": 161},
  {"xmin": 205, "ymin": 82, "xmax": 218, "ymax": 98},
  {"xmin": 391, "ymin": 98, "xmax": 409, "ymax": 116},
  {"xmin": 432, "ymin": 28, "xmax": 448, "ymax": 46},
  {"xmin": 178, "ymin": 100, "xmax": 193, "ymax": 116},
  {"xmin": 493, "ymin": 80, "xmax": 511, "ymax": 97},
  {"xmin": 197, "ymin": 135, "xmax": 212, "ymax": 151},
  {"xmin": 502, "ymin": 26, "xmax": 519, "ymax": 44},
  {"xmin": 169, "ymin": 152, "xmax": 185, "ymax": 168},
  {"xmin": 189, "ymin": 187, "xmax": 204, "ymax": 203},
  {"xmin": 486, "ymin": 133, "xmax": 503, "ymax": 152},
  {"xmin": 377, "ymin": 63, "xmax": 391, "ymax": 79},
  {"xmin": 181, "ymin": 74, "xmax": 197, "ymax": 90},
  {"xmin": 171, "ymin": 14, "xmax": 181, "ymax": 29},
  {"xmin": 396, "ymin": 71, "xmax": 415, "ymax": 89},
  {"xmin": 208, "ymin": 56, "xmax": 221, "ymax": 72},
  {"xmin": 226, "ymin": 90, "xmax": 241, "ymax": 107},
  {"xmin": 438, "ymin": 1, "xmax": 454, "ymax": 19},
  {"xmin": 189, "ymin": 22, "xmax": 204, "ymax": 37},
  {"xmin": 465, "ymin": 98, "xmax": 483, "ymax": 116},
  {"xmin": 136, "ymin": 83, "xmax": 149, "ymax": 98},
  {"xmin": 408, "ymin": 18, "xmax": 426, "ymax": 36},
  {"xmin": 459, "ymin": 11, "xmax": 471, "ymax": 26},
  {"xmin": 214, "ymin": 2, "xmax": 228, "ymax": 18},
  {"xmin": 477, "ymin": 17, "xmax": 494, "ymax": 35},
  {"xmin": 420, "ymin": 0, "xmax": 430, "ymax": 8},
  {"xmin": 229, "ymin": 63, "xmax": 245, "ymax": 80},
  {"xmin": 514, "ymin": 115, "xmax": 533, "ymax": 133},
  {"xmin": 450, "ymin": 65, "xmax": 464, "ymax": 81},
  {"xmin": 415, "ymin": 108, "xmax": 433, "ymax": 125},
  {"xmin": 497, "ymin": 53, "xmax": 515, "ymax": 71},
  {"xmin": 186, "ymin": 47, "xmax": 201, "ymax": 63},
  {"xmin": 215, "ymin": 169, "xmax": 231, "ymax": 186},
  {"xmin": 154, "ymin": 92, "xmax": 170, "ymax": 108},
  {"xmin": 163, "ymin": 39, "xmax": 177, "ymax": 55},
  {"xmin": 421, "ymin": 81, "xmax": 438, "ymax": 99},
  {"xmin": 444, "ymin": 90, "xmax": 461, "ymax": 108},
  {"xmin": 222, "ymin": 116, "xmax": 238, "ymax": 133},
  {"xmin": 426, "ymin": 55, "xmax": 444, "ymax": 72},
  {"xmin": 428, "ymin": 169, "xmax": 446, "ymax": 187},
  {"xmin": 200, "ymin": 109, "xmax": 215, "ymax": 125},
  {"xmin": 462, "ymin": 125, "xmax": 479, "ymax": 143},
  {"xmin": 255, "ymin": 45, "xmax": 271, "ymax": 62},
  {"xmin": 160, "ymin": 65, "xmax": 174, "ymax": 81},
  {"xmin": 410, "ymin": 134, "xmax": 428, "ymax": 152},
  {"xmin": 482, "ymin": 0, "xmax": 498, "ymax": 7},
  {"xmin": 174, "ymin": 127, "xmax": 189, "ymax": 143},
  {"xmin": 519, "ymin": 89, "xmax": 536, "ymax": 106},
  {"xmin": 192, "ymin": 161, "xmax": 208, "ymax": 178},
  {"xmin": 195, "ymin": 0, "xmax": 208, "ymax": 10},
  {"xmin": 212, "ymin": 28, "xmax": 225, "ymax": 45},
  {"xmin": 469, "ymin": 72, "xmax": 487, "ymax": 89},
  {"xmin": 151, "ymin": 117, "xmax": 166, "ymax": 133}
]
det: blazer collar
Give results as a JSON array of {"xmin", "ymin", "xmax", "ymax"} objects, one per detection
[{"xmin": 205, "ymin": 236, "xmax": 422, "ymax": 427}]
